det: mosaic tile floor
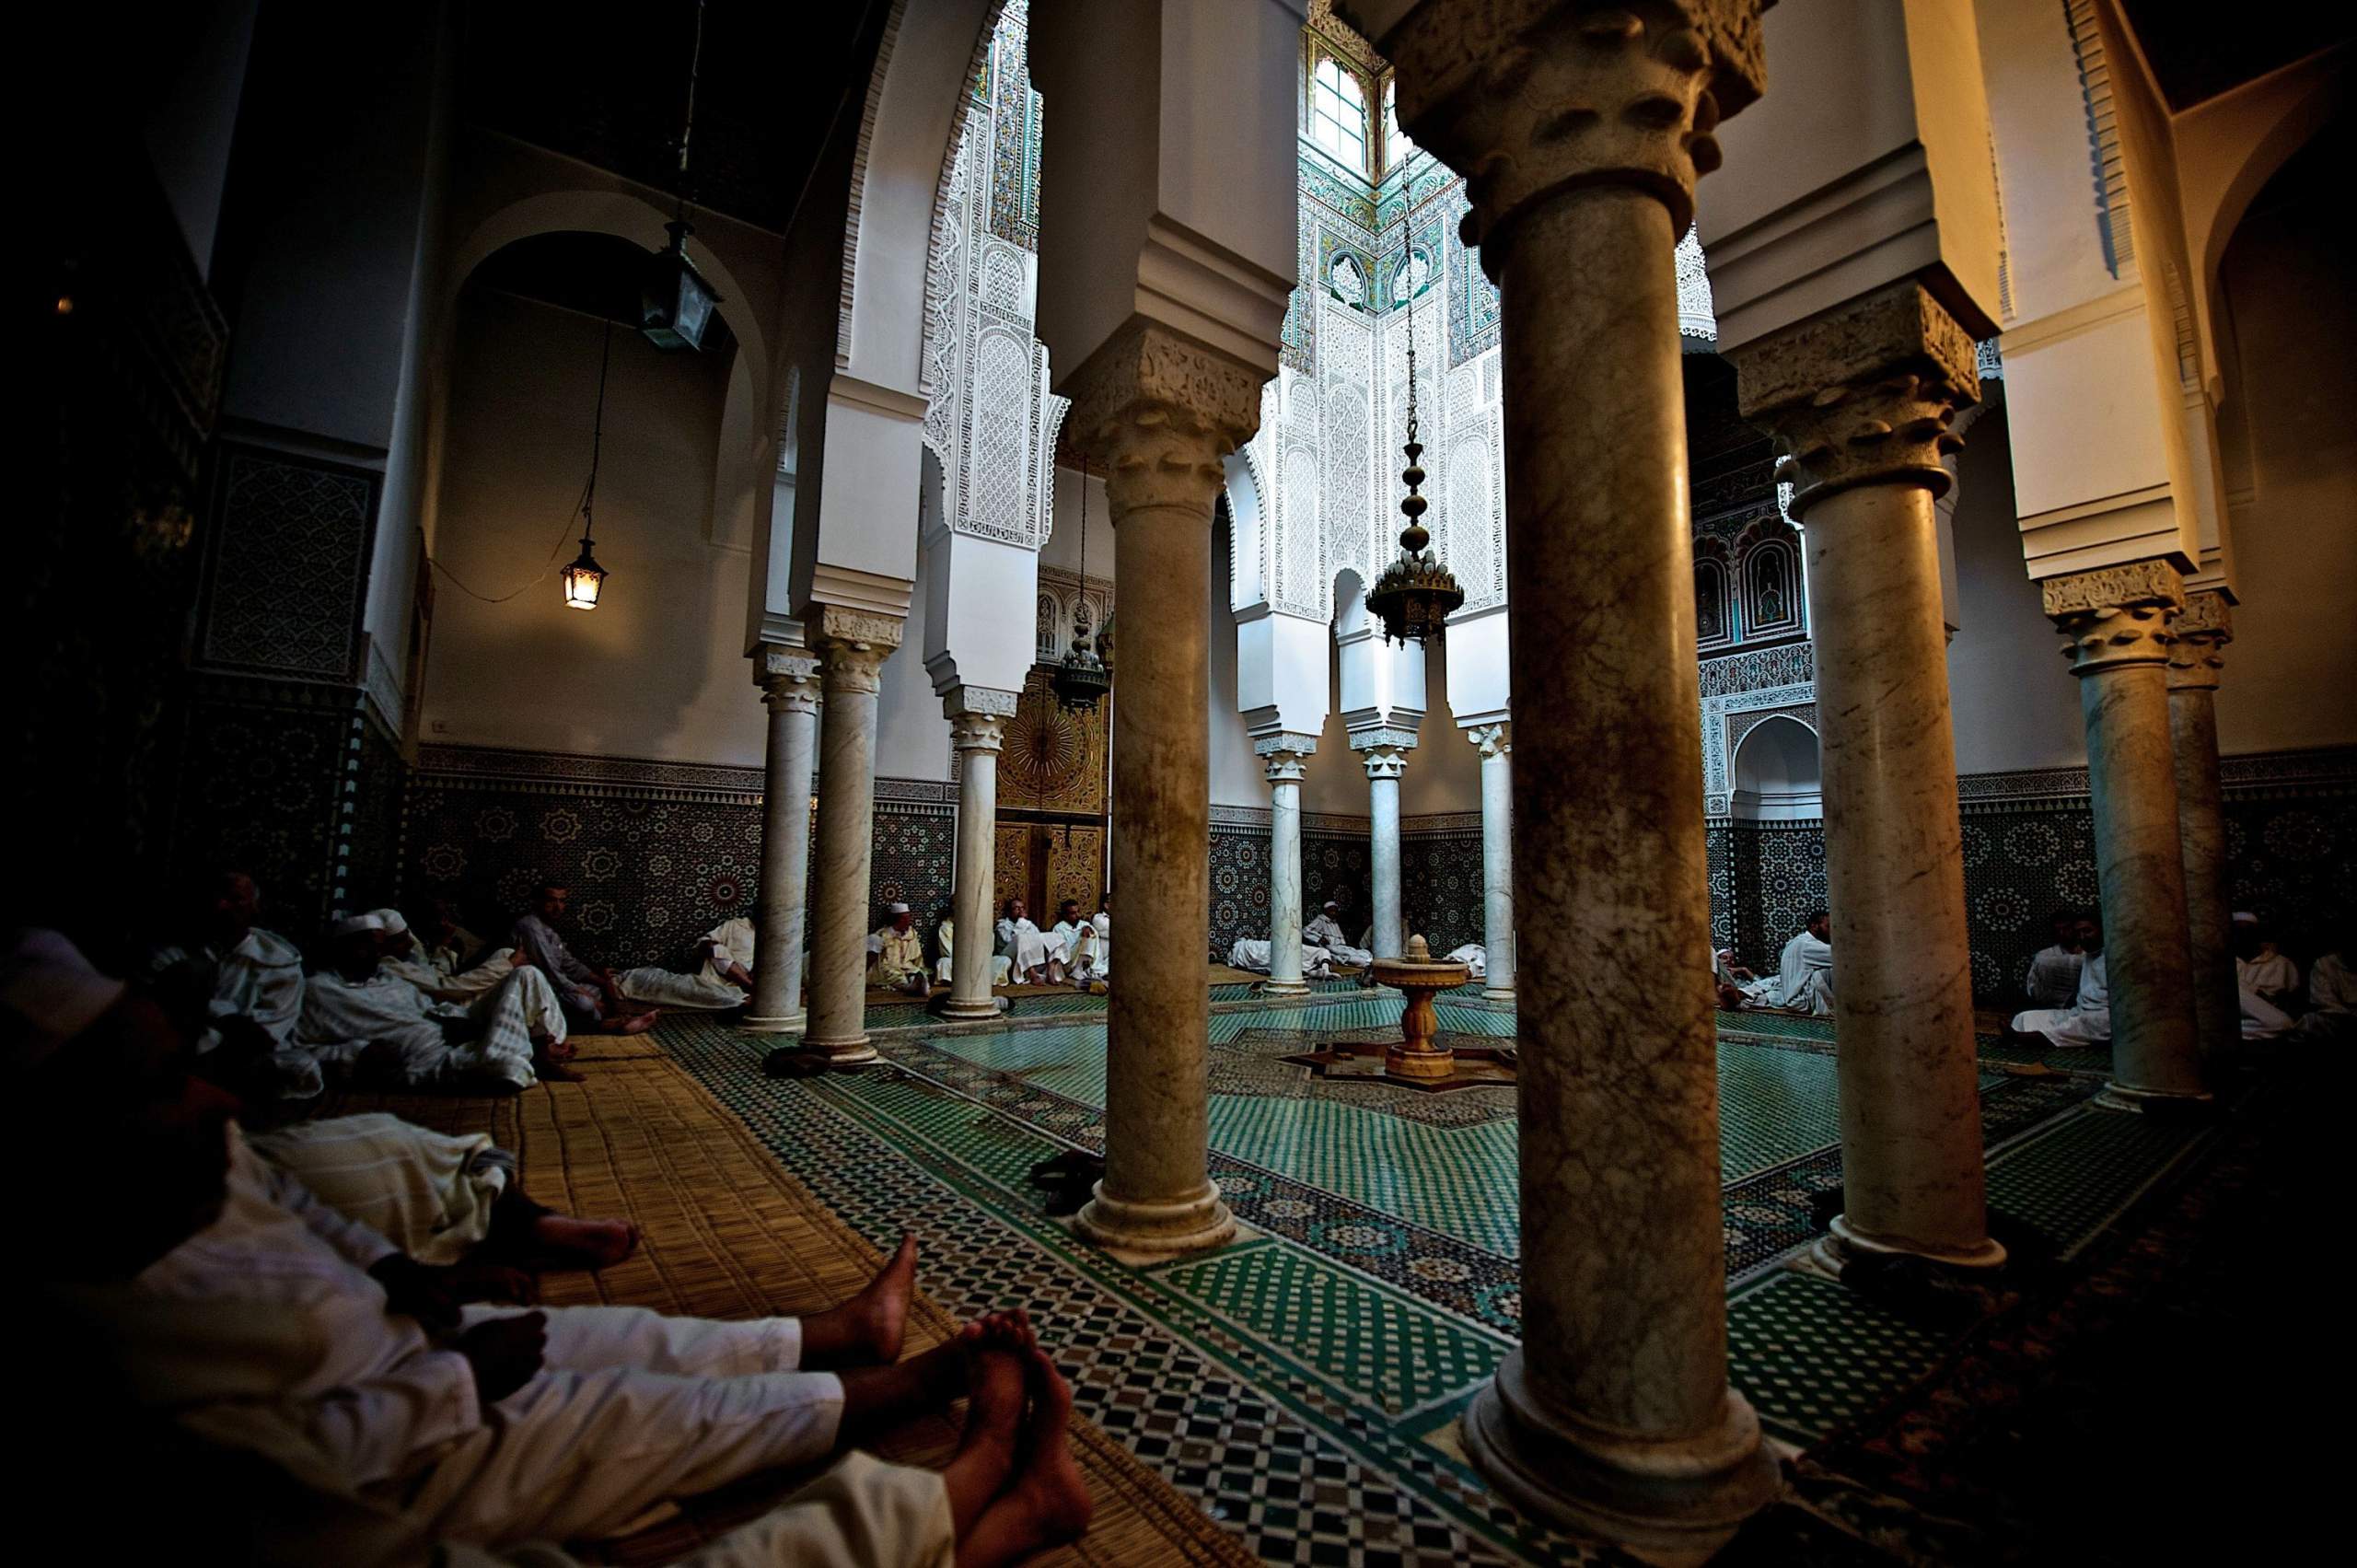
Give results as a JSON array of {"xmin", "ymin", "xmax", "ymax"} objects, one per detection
[{"xmin": 674, "ymin": 995, "xmax": 2212, "ymax": 1563}]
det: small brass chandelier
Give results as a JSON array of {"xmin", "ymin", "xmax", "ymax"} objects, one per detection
[
  {"xmin": 1051, "ymin": 459, "xmax": 1112, "ymax": 712},
  {"xmin": 562, "ymin": 319, "xmax": 615, "ymax": 610},
  {"xmin": 1366, "ymin": 239, "xmax": 1461, "ymax": 645}
]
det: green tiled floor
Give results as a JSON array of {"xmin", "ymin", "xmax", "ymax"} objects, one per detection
[
  {"xmin": 1716, "ymin": 1042, "xmax": 1844, "ymax": 1179},
  {"xmin": 1985, "ymin": 1105, "xmax": 2202, "ymax": 1255},
  {"xmin": 1728, "ymin": 1272, "xmax": 1956, "ymax": 1442},
  {"xmin": 1155, "ymin": 1241, "xmax": 1509, "ymax": 1415},
  {"xmin": 1211, "ymin": 1096, "xmax": 1524, "ymax": 1257}
]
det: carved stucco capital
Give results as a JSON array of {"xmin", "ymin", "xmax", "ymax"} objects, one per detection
[
  {"xmin": 1059, "ymin": 324, "xmax": 1267, "ymax": 518},
  {"xmin": 1360, "ymin": 743, "xmax": 1410, "ymax": 782},
  {"xmin": 1469, "ymin": 721, "xmax": 1513, "ymax": 759},
  {"xmin": 1262, "ymin": 750, "xmax": 1309, "ymax": 785},
  {"xmin": 2042, "ymin": 559, "xmax": 2185, "ymax": 677},
  {"xmin": 2165, "ymin": 589, "xmax": 2234, "ymax": 693},
  {"xmin": 755, "ymin": 645, "xmax": 823, "ymax": 714},
  {"xmin": 947, "ymin": 710, "xmax": 1009, "ymax": 754},
  {"xmin": 1361, "ymin": 0, "xmax": 1767, "ymax": 269},
  {"xmin": 810, "ymin": 607, "xmax": 905, "ymax": 696},
  {"xmin": 1730, "ymin": 280, "xmax": 1982, "ymax": 516}
]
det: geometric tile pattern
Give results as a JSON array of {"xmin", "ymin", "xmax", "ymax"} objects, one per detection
[
  {"xmin": 1983, "ymin": 1106, "xmax": 2205, "ymax": 1258},
  {"xmin": 1727, "ymin": 1273, "xmax": 1956, "ymax": 1443}
]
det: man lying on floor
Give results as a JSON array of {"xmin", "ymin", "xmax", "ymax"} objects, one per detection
[
  {"xmin": 304, "ymin": 914, "xmax": 579, "ymax": 1090},
  {"xmin": 380, "ymin": 907, "xmax": 527, "ymax": 1004},
  {"xmin": 615, "ymin": 913, "xmax": 760, "ymax": 1012},
  {"xmin": 2, "ymin": 929, "xmax": 1088, "ymax": 1561}
]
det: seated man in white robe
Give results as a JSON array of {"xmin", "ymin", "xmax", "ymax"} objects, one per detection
[
  {"xmin": 302, "ymin": 915, "xmax": 575, "ymax": 1090},
  {"xmin": 2023, "ymin": 909, "xmax": 2089, "ymax": 1011},
  {"xmin": 1051, "ymin": 900, "xmax": 1104, "ymax": 987},
  {"xmin": 1446, "ymin": 943, "xmax": 1487, "ymax": 981},
  {"xmin": 2010, "ymin": 910, "xmax": 2111, "ymax": 1047},
  {"xmin": 509, "ymin": 885, "xmax": 659, "ymax": 1036},
  {"xmin": 145, "ymin": 868, "xmax": 323, "ymax": 1100},
  {"xmin": 2298, "ymin": 931, "xmax": 2356, "ymax": 1043},
  {"xmin": 865, "ymin": 903, "xmax": 929, "ymax": 995},
  {"xmin": 1304, "ymin": 900, "xmax": 1374, "ymax": 970},
  {"xmin": 616, "ymin": 914, "xmax": 758, "ymax": 1011},
  {"xmin": 4, "ymin": 937, "xmax": 1080, "ymax": 1562},
  {"xmin": 997, "ymin": 897, "xmax": 1065, "ymax": 986},
  {"xmin": 378, "ymin": 908, "xmax": 521, "ymax": 1003},
  {"xmin": 1712, "ymin": 947, "xmax": 1775, "ymax": 1010},
  {"xmin": 1771, "ymin": 912, "xmax": 1836, "ymax": 1016},
  {"xmin": 1092, "ymin": 895, "xmax": 1112, "ymax": 981},
  {"xmin": 1225, "ymin": 937, "xmax": 1334, "ymax": 978},
  {"xmin": 2232, "ymin": 912, "xmax": 2302, "ymax": 1011},
  {"xmin": 934, "ymin": 912, "xmax": 1014, "ymax": 987}
]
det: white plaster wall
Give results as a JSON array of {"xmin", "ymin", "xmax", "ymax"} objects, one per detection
[
  {"xmin": 871, "ymin": 531, "xmax": 953, "ymax": 782},
  {"xmin": 421, "ymin": 288, "xmax": 761, "ymax": 764},
  {"xmin": 1039, "ymin": 466, "xmax": 1115, "ymax": 576},
  {"xmin": 1209, "ymin": 524, "xmax": 1270, "ymax": 808},
  {"xmin": 2210, "ymin": 186, "xmax": 2357, "ymax": 755},
  {"xmin": 1399, "ymin": 635, "xmax": 1480, "ymax": 817}
]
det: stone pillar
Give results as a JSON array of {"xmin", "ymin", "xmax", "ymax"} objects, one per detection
[
  {"xmin": 800, "ymin": 608, "xmax": 904, "ymax": 1068},
  {"xmin": 2043, "ymin": 561, "xmax": 2210, "ymax": 1107},
  {"xmin": 1372, "ymin": 0, "xmax": 1777, "ymax": 1547},
  {"xmin": 1731, "ymin": 280, "xmax": 2003, "ymax": 1272},
  {"xmin": 1258, "ymin": 738, "xmax": 1314, "ymax": 996},
  {"xmin": 944, "ymin": 693, "xmax": 1017, "ymax": 1020},
  {"xmin": 2166, "ymin": 590, "xmax": 2236, "ymax": 1060},
  {"xmin": 744, "ymin": 647, "xmax": 821, "ymax": 1032},
  {"xmin": 1471, "ymin": 722, "xmax": 1515, "ymax": 1000},
  {"xmin": 1062, "ymin": 325, "xmax": 1261, "ymax": 1258},
  {"xmin": 1357, "ymin": 740, "xmax": 1408, "ymax": 959}
]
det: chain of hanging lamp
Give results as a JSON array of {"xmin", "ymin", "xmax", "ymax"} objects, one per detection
[
  {"xmin": 1051, "ymin": 458, "xmax": 1113, "ymax": 712},
  {"xmin": 1365, "ymin": 237, "xmax": 1462, "ymax": 645}
]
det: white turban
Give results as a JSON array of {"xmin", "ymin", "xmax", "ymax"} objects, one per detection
[
  {"xmin": 888, "ymin": 902, "xmax": 911, "ymax": 915},
  {"xmin": 2232, "ymin": 911, "xmax": 2258, "ymax": 924},
  {"xmin": 332, "ymin": 912, "xmax": 385, "ymax": 937},
  {"xmin": 2, "ymin": 929, "xmax": 127, "ymax": 1070},
  {"xmin": 367, "ymin": 908, "xmax": 409, "ymax": 936}
]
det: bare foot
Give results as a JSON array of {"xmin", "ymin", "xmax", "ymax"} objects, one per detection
[
  {"xmin": 612, "ymin": 1010, "xmax": 660, "ymax": 1036},
  {"xmin": 959, "ymin": 1349, "xmax": 1094, "ymax": 1567},
  {"xmin": 956, "ymin": 1307, "xmax": 1036, "ymax": 1355},
  {"xmin": 534, "ymin": 1055, "xmax": 587, "ymax": 1083},
  {"xmin": 940, "ymin": 1347, "xmax": 1028, "ymax": 1535},
  {"xmin": 530, "ymin": 1214, "xmax": 640, "ymax": 1269},
  {"xmin": 801, "ymin": 1235, "xmax": 918, "ymax": 1365}
]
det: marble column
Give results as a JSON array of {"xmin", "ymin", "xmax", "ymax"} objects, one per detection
[
  {"xmin": 1731, "ymin": 280, "xmax": 2003, "ymax": 1272},
  {"xmin": 2043, "ymin": 561, "xmax": 2210, "ymax": 1107},
  {"xmin": 1470, "ymin": 722, "xmax": 1515, "ymax": 1000},
  {"xmin": 799, "ymin": 608, "xmax": 904, "ymax": 1068},
  {"xmin": 743, "ymin": 646, "xmax": 820, "ymax": 1032},
  {"xmin": 2166, "ymin": 590, "xmax": 2237, "ymax": 1060},
  {"xmin": 944, "ymin": 693, "xmax": 1017, "ymax": 1021},
  {"xmin": 1257, "ymin": 738, "xmax": 1314, "ymax": 996},
  {"xmin": 1375, "ymin": 0, "xmax": 1778, "ymax": 1547},
  {"xmin": 1358, "ymin": 740, "xmax": 1408, "ymax": 959},
  {"xmin": 1062, "ymin": 324, "xmax": 1262, "ymax": 1258}
]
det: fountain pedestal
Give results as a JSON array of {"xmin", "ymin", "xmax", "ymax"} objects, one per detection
[{"xmin": 1372, "ymin": 935, "xmax": 1472, "ymax": 1081}]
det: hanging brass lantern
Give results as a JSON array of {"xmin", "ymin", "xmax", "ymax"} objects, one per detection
[
  {"xmin": 1051, "ymin": 460, "xmax": 1112, "ymax": 712},
  {"xmin": 1365, "ymin": 243, "xmax": 1461, "ymax": 645}
]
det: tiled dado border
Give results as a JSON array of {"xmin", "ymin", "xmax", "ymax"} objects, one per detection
[
  {"xmin": 413, "ymin": 741, "xmax": 961, "ymax": 814},
  {"xmin": 1956, "ymin": 744, "xmax": 2357, "ymax": 808},
  {"xmin": 1210, "ymin": 802, "xmax": 1481, "ymax": 837}
]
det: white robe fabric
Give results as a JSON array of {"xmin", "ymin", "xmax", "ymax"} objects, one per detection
[
  {"xmin": 300, "ymin": 966, "xmax": 561, "ymax": 1089},
  {"xmin": 147, "ymin": 927, "xmax": 323, "ymax": 1098},
  {"xmin": 2237, "ymin": 948, "xmax": 2300, "ymax": 1006},
  {"xmin": 386, "ymin": 943, "xmax": 520, "ymax": 1004},
  {"xmin": 1446, "ymin": 944, "xmax": 1487, "ymax": 981},
  {"xmin": 1092, "ymin": 912, "xmax": 1111, "ymax": 979},
  {"xmin": 1303, "ymin": 914, "xmax": 1373, "ymax": 970},
  {"xmin": 247, "ymin": 1112, "xmax": 512, "ymax": 1266},
  {"xmin": 2023, "ymin": 944, "xmax": 2086, "ymax": 1010},
  {"xmin": 1053, "ymin": 919, "xmax": 1103, "ymax": 980},
  {"xmin": 931, "ymin": 920, "xmax": 1012, "ymax": 985},
  {"xmin": 1775, "ymin": 931, "xmax": 1836, "ymax": 1016},
  {"xmin": 996, "ymin": 916, "xmax": 1064, "ymax": 976},
  {"xmin": 618, "ymin": 919, "xmax": 757, "ymax": 1010},
  {"xmin": 61, "ymin": 1129, "xmax": 848, "ymax": 1549},
  {"xmin": 2013, "ymin": 949, "xmax": 2111, "ymax": 1045},
  {"xmin": 2299, "ymin": 951, "xmax": 2356, "ymax": 1043},
  {"xmin": 2239, "ymin": 985, "xmax": 2293, "ymax": 1040},
  {"xmin": 1225, "ymin": 938, "xmax": 1334, "ymax": 978}
]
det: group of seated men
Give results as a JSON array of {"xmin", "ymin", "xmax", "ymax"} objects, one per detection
[
  {"xmin": 2005, "ymin": 906, "xmax": 2352, "ymax": 1049},
  {"xmin": 6, "ymin": 924, "xmax": 1093, "ymax": 1566},
  {"xmin": 1225, "ymin": 899, "xmax": 1379, "ymax": 978},
  {"xmin": 868, "ymin": 896, "xmax": 1111, "ymax": 996},
  {"xmin": 1711, "ymin": 910, "xmax": 1836, "ymax": 1016},
  {"xmin": 144, "ymin": 872, "xmax": 778, "ymax": 1100}
]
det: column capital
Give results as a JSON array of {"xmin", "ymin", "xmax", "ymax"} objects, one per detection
[
  {"xmin": 1729, "ymin": 279, "xmax": 1980, "ymax": 516},
  {"xmin": 1349, "ymin": 726, "xmax": 1419, "ymax": 755},
  {"xmin": 2043, "ymin": 559, "xmax": 2185, "ymax": 677},
  {"xmin": 1363, "ymin": 0, "xmax": 1767, "ymax": 268},
  {"xmin": 1059, "ymin": 323, "xmax": 1264, "ymax": 517},
  {"xmin": 1359, "ymin": 743, "xmax": 1409, "ymax": 782},
  {"xmin": 810, "ymin": 607, "xmax": 904, "ymax": 695},
  {"xmin": 947, "ymin": 710, "xmax": 1008, "ymax": 754},
  {"xmin": 1261, "ymin": 750, "xmax": 1308, "ymax": 784},
  {"xmin": 755, "ymin": 645, "xmax": 823, "ymax": 714},
  {"xmin": 943, "ymin": 684, "xmax": 1021, "ymax": 722},
  {"xmin": 1253, "ymin": 730, "xmax": 1318, "ymax": 759},
  {"xmin": 1469, "ymin": 720, "xmax": 1512, "ymax": 759},
  {"xmin": 2165, "ymin": 589, "xmax": 2234, "ymax": 693}
]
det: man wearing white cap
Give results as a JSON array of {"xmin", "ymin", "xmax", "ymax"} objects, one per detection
[
  {"xmin": 613, "ymin": 913, "xmax": 760, "ymax": 1011},
  {"xmin": 144, "ymin": 869, "xmax": 323, "ymax": 1098},
  {"xmin": 377, "ymin": 908, "xmax": 524, "ymax": 1004},
  {"xmin": 1304, "ymin": 900, "xmax": 1373, "ymax": 970},
  {"xmin": 867, "ymin": 903, "xmax": 928, "ymax": 995},
  {"xmin": 301, "ymin": 913, "xmax": 573, "ymax": 1090}
]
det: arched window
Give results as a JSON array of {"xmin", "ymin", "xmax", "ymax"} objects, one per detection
[
  {"xmin": 1382, "ymin": 79, "xmax": 1415, "ymax": 170},
  {"xmin": 1734, "ymin": 517, "xmax": 1806, "ymax": 641},
  {"xmin": 1693, "ymin": 541, "xmax": 1734, "ymax": 651},
  {"xmin": 1312, "ymin": 56, "xmax": 1368, "ymax": 174}
]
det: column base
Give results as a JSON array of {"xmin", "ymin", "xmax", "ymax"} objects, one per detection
[
  {"xmin": 737, "ymin": 1011, "xmax": 807, "ymax": 1035},
  {"xmin": 1463, "ymin": 1352, "xmax": 1779, "ymax": 1563},
  {"xmin": 1482, "ymin": 983, "xmax": 1515, "ymax": 1003},
  {"xmin": 1815, "ymin": 1214, "xmax": 2006, "ymax": 1274},
  {"xmin": 938, "ymin": 995, "xmax": 1004, "ymax": 1021},
  {"xmin": 801, "ymin": 1036, "xmax": 880, "ymax": 1069},
  {"xmin": 1073, "ymin": 1179, "xmax": 1237, "ymax": 1259},
  {"xmin": 1262, "ymin": 980, "xmax": 1311, "ymax": 997},
  {"xmin": 2095, "ymin": 1080, "xmax": 2215, "ymax": 1114}
]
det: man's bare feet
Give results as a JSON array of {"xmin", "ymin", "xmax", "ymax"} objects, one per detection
[
  {"xmin": 958, "ymin": 1348, "xmax": 1094, "ymax": 1567},
  {"xmin": 939, "ymin": 1347, "xmax": 1028, "ymax": 1535},
  {"xmin": 610, "ymin": 1010, "xmax": 660, "ymax": 1036},
  {"xmin": 801, "ymin": 1235, "xmax": 919, "ymax": 1366},
  {"xmin": 529, "ymin": 1213, "xmax": 640, "ymax": 1269}
]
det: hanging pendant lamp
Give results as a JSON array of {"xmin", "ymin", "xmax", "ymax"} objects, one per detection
[
  {"xmin": 1051, "ymin": 460, "xmax": 1112, "ymax": 713},
  {"xmin": 563, "ymin": 320, "xmax": 616, "ymax": 610},
  {"xmin": 641, "ymin": 0, "xmax": 723, "ymax": 353},
  {"xmin": 1365, "ymin": 237, "xmax": 1461, "ymax": 645}
]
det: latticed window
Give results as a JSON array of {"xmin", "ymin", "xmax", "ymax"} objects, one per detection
[
  {"xmin": 1382, "ymin": 79, "xmax": 1414, "ymax": 171},
  {"xmin": 1311, "ymin": 55, "xmax": 1367, "ymax": 174}
]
